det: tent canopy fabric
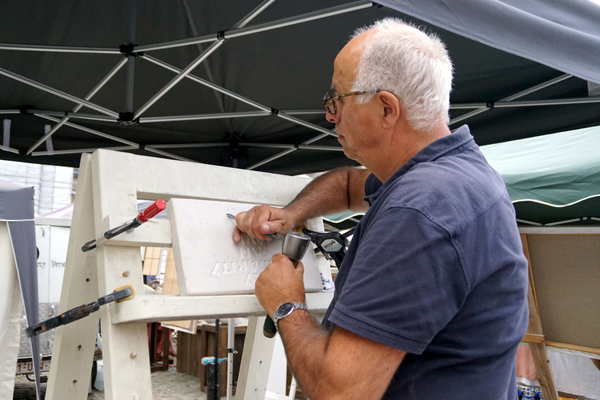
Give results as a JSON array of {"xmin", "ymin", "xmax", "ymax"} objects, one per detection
[
  {"xmin": 480, "ymin": 125, "xmax": 600, "ymax": 226},
  {"xmin": 479, "ymin": 125, "xmax": 600, "ymax": 207},
  {"xmin": 0, "ymin": 0, "xmax": 599, "ymax": 175},
  {"xmin": 0, "ymin": 181, "xmax": 41, "ymax": 399}
]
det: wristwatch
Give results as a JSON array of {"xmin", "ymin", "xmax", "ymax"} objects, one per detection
[{"xmin": 273, "ymin": 302, "xmax": 308, "ymax": 326}]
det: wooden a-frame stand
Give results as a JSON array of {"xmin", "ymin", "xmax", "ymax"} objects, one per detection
[{"xmin": 45, "ymin": 149, "xmax": 333, "ymax": 400}]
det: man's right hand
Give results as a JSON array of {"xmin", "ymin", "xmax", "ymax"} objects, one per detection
[{"xmin": 232, "ymin": 205, "xmax": 299, "ymax": 243}]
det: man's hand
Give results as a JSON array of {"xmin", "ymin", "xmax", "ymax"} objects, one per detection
[
  {"xmin": 232, "ymin": 205, "xmax": 299, "ymax": 243},
  {"xmin": 255, "ymin": 253, "xmax": 306, "ymax": 317}
]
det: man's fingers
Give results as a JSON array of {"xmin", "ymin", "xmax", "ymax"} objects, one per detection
[
  {"xmin": 232, "ymin": 226, "xmax": 243, "ymax": 243},
  {"xmin": 294, "ymin": 260, "xmax": 305, "ymax": 276},
  {"xmin": 232, "ymin": 205, "xmax": 294, "ymax": 242},
  {"xmin": 271, "ymin": 253, "xmax": 291, "ymax": 264},
  {"xmin": 261, "ymin": 221, "xmax": 285, "ymax": 236}
]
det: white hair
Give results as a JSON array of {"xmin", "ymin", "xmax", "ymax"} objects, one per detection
[{"xmin": 352, "ymin": 18, "xmax": 453, "ymax": 132}]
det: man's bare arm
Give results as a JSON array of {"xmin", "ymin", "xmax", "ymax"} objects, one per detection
[
  {"xmin": 285, "ymin": 166, "xmax": 371, "ymax": 219},
  {"xmin": 233, "ymin": 167, "xmax": 370, "ymax": 242},
  {"xmin": 255, "ymin": 255, "xmax": 405, "ymax": 400},
  {"xmin": 281, "ymin": 315, "xmax": 405, "ymax": 400}
]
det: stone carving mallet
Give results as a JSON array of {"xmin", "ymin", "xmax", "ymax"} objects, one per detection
[{"xmin": 263, "ymin": 230, "xmax": 312, "ymax": 338}]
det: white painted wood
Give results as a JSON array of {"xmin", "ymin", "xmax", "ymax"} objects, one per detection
[
  {"xmin": 0, "ymin": 222, "xmax": 23, "ymax": 399},
  {"xmin": 91, "ymin": 151, "xmax": 152, "ymax": 400},
  {"xmin": 129, "ymin": 151, "xmax": 312, "ymax": 206},
  {"xmin": 167, "ymin": 198, "xmax": 322, "ymax": 295},
  {"xmin": 51, "ymin": 149, "xmax": 333, "ymax": 399},
  {"xmin": 235, "ymin": 317, "xmax": 277, "ymax": 400},
  {"xmin": 46, "ymin": 154, "xmax": 101, "ymax": 400},
  {"xmin": 266, "ymin": 335, "xmax": 287, "ymax": 396},
  {"xmin": 110, "ymin": 292, "xmax": 334, "ymax": 324},
  {"xmin": 101, "ymin": 216, "xmax": 171, "ymax": 248}
]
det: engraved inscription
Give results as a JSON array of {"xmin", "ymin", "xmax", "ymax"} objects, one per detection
[{"xmin": 211, "ymin": 235, "xmax": 274, "ymax": 286}]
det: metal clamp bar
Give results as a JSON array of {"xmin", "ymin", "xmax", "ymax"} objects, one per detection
[{"xmin": 26, "ymin": 286, "xmax": 134, "ymax": 337}]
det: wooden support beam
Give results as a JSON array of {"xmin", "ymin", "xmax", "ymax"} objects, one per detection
[
  {"xmin": 110, "ymin": 292, "xmax": 333, "ymax": 324},
  {"xmin": 522, "ymin": 333, "xmax": 545, "ymax": 344},
  {"xmin": 46, "ymin": 155, "xmax": 100, "ymax": 400}
]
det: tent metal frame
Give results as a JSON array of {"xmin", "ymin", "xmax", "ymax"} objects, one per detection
[{"xmin": 0, "ymin": 0, "xmax": 599, "ymax": 170}]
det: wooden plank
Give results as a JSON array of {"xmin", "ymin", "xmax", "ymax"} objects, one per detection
[
  {"xmin": 91, "ymin": 150, "xmax": 152, "ymax": 400},
  {"xmin": 161, "ymin": 248, "xmax": 178, "ymax": 295},
  {"xmin": 546, "ymin": 341, "xmax": 600, "ymax": 358},
  {"xmin": 46, "ymin": 154, "xmax": 101, "ymax": 400},
  {"xmin": 123, "ymin": 149, "xmax": 312, "ymax": 206},
  {"xmin": 142, "ymin": 247, "xmax": 161, "ymax": 276},
  {"xmin": 529, "ymin": 342, "xmax": 559, "ymax": 400},
  {"xmin": 111, "ymin": 292, "xmax": 334, "ymax": 324},
  {"xmin": 519, "ymin": 227, "xmax": 600, "ymax": 235},
  {"xmin": 522, "ymin": 333, "xmax": 545, "ymax": 344},
  {"xmin": 159, "ymin": 249, "xmax": 198, "ymax": 332},
  {"xmin": 176, "ymin": 331, "xmax": 191, "ymax": 375},
  {"xmin": 236, "ymin": 317, "xmax": 277, "ymax": 400}
]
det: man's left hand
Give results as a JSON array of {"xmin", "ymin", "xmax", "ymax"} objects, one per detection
[{"xmin": 255, "ymin": 253, "xmax": 306, "ymax": 317}]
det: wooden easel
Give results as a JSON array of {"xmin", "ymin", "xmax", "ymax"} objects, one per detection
[
  {"xmin": 45, "ymin": 149, "xmax": 333, "ymax": 400},
  {"xmin": 520, "ymin": 229, "xmax": 600, "ymax": 400},
  {"xmin": 521, "ymin": 234, "xmax": 560, "ymax": 400}
]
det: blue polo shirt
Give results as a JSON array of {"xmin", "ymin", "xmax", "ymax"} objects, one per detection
[{"xmin": 323, "ymin": 125, "xmax": 528, "ymax": 399}]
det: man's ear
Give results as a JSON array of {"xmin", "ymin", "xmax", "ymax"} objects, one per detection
[{"xmin": 377, "ymin": 91, "xmax": 401, "ymax": 127}]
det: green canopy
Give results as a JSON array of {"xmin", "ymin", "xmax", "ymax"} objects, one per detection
[
  {"xmin": 324, "ymin": 125, "xmax": 600, "ymax": 228},
  {"xmin": 480, "ymin": 125, "xmax": 600, "ymax": 226}
]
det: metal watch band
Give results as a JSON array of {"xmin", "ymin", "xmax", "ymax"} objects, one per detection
[{"xmin": 273, "ymin": 302, "xmax": 308, "ymax": 326}]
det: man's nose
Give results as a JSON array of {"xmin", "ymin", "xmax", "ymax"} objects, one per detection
[{"xmin": 325, "ymin": 109, "xmax": 340, "ymax": 124}]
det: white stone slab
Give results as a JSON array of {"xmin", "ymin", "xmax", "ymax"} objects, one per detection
[{"xmin": 167, "ymin": 198, "xmax": 323, "ymax": 296}]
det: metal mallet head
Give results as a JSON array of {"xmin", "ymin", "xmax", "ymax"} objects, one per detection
[
  {"xmin": 262, "ymin": 230, "xmax": 313, "ymax": 339},
  {"xmin": 282, "ymin": 230, "xmax": 312, "ymax": 263}
]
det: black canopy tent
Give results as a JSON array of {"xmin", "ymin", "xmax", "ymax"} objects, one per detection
[{"xmin": 0, "ymin": 0, "xmax": 599, "ymax": 176}]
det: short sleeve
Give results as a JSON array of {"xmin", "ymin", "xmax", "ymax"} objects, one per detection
[{"xmin": 327, "ymin": 207, "xmax": 468, "ymax": 354}]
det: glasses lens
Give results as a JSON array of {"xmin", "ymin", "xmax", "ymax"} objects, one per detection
[{"xmin": 322, "ymin": 92, "xmax": 336, "ymax": 114}]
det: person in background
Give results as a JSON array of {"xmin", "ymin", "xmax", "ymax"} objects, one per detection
[{"xmin": 233, "ymin": 18, "xmax": 528, "ymax": 400}]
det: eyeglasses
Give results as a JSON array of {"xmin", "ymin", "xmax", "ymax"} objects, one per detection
[{"xmin": 322, "ymin": 91, "xmax": 367, "ymax": 115}]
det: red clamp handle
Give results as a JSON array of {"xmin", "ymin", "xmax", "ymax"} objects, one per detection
[{"xmin": 137, "ymin": 199, "xmax": 166, "ymax": 223}]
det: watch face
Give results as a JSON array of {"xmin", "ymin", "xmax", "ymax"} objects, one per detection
[{"xmin": 275, "ymin": 303, "xmax": 295, "ymax": 319}]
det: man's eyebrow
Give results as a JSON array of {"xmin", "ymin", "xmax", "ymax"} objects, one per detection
[{"xmin": 331, "ymin": 83, "xmax": 337, "ymax": 92}]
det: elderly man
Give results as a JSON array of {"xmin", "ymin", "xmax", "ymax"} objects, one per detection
[{"xmin": 233, "ymin": 18, "xmax": 528, "ymax": 400}]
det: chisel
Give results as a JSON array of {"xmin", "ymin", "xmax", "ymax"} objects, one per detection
[{"xmin": 226, "ymin": 212, "xmax": 284, "ymax": 239}]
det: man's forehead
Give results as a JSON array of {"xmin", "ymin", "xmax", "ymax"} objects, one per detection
[{"xmin": 331, "ymin": 32, "xmax": 369, "ymax": 92}]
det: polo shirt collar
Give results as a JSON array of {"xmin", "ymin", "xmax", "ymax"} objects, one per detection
[{"xmin": 365, "ymin": 125, "xmax": 475, "ymax": 204}]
